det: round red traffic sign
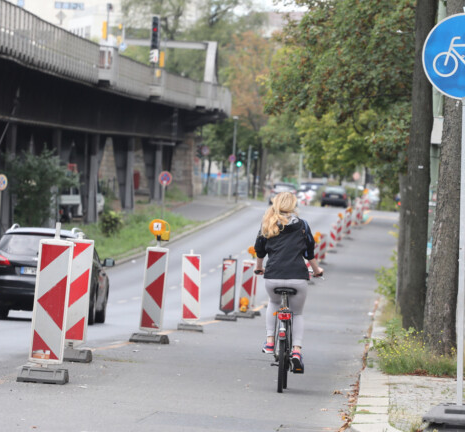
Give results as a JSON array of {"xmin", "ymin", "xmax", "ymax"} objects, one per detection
[
  {"xmin": 158, "ymin": 171, "xmax": 172, "ymax": 186},
  {"xmin": 228, "ymin": 154, "xmax": 236, "ymax": 163}
]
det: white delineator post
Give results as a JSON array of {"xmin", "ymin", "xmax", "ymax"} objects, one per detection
[
  {"xmin": 139, "ymin": 247, "xmax": 169, "ymax": 332},
  {"xmin": 219, "ymin": 258, "xmax": 237, "ymax": 314},
  {"xmin": 65, "ymin": 239, "xmax": 94, "ymax": 347},
  {"xmin": 239, "ymin": 260, "xmax": 255, "ymax": 306},
  {"xmin": 29, "ymin": 240, "xmax": 74, "ymax": 364},
  {"xmin": 181, "ymin": 253, "xmax": 201, "ymax": 322},
  {"xmin": 319, "ymin": 233, "xmax": 328, "ymax": 262}
]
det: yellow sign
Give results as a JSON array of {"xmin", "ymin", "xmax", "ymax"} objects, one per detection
[{"xmin": 149, "ymin": 219, "xmax": 170, "ymax": 241}]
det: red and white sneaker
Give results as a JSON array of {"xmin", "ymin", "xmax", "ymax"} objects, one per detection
[
  {"xmin": 291, "ymin": 351, "xmax": 304, "ymax": 373},
  {"xmin": 262, "ymin": 342, "xmax": 274, "ymax": 354}
]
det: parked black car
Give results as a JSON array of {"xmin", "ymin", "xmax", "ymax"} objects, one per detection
[
  {"xmin": 321, "ymin": 186, "xmax": 349, "ymax": 208},
  {"xmin": 0, "ymin": 225, "xmax": 114, "ymax": 324}
]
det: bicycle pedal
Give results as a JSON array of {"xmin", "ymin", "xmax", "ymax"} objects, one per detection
[{"xmin": 270, "ymin": 362, "xmax": 279, "ymax": 367}]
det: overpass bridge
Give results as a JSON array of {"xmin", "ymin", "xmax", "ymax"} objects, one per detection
[{"xmin": 0, "ymin": 0, "xmax": 231, "ymax": 232}]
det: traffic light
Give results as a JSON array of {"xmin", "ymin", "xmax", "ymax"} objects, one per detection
[
  {"xmin": 196, "ymin": 145, "xmax": 203, "ymax": 159},
  {"xmin": 151, "ymin": 16, "xmax": 160, "ymax": 50},
  {"xmin": 235, "ymin": 151, "xmax": 246, "ymax": 168},
  {"xmin": 252, "ymin": 150, "xmax": 259, "ymax": 160}
]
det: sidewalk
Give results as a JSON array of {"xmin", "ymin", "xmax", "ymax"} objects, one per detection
[{"xmin": 350, "ymin": 303, "xmax": 457, "ymax": 432}]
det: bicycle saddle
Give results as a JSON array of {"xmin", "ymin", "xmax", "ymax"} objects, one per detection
[{"xmin": 273, "ymin": 287, "xmax": 297, "ymax": 295}]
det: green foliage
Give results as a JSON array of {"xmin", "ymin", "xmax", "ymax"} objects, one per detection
[
  {"xmin": 67, "ymin": 204, "xmax": 198, "ymax": 258},
  {"xmin": 265, "ymin": 0, "xmax": 415, "ymax": 192},
  {"xmin": 295, "ymin": 108, "xmax": 373, "ymax": 179},
  {"xmin": 372, "ymin": 318, "xmax": 457, "ymax": 377},
  {"xmin": 99, "ymin": 211, "xmax": 124, "ymax": 237},
  {"xmin": 3, "ymin": 149, "xmax": 78, "ymax": 226},
  {"xmin": 375, "ymin": 251, "xmax": 398, "ymax": 303},
  {"xmin": 259, "ymin": 111, "xmax": 300, "ymax": 153},
  {"xmin": 165, "ymin": 185, "xmax": 190, "ymax": 202}
]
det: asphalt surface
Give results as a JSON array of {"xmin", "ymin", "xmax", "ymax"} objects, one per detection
[{"xmin": 0, "ymin": 198, "xmax": 398, "ymax": 432}]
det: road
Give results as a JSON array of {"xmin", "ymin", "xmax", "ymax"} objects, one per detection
[{"xmin": 0, "ymin": 200, "xmax": 398, "ymax": 431}]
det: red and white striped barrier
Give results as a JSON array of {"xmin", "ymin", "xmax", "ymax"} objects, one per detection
[
  {"xmin": 239, "ymin": 260, "xmax": 256, "ymax": 308},
  {"xmin": 329, "ymin": 223, "xmax": 338, "ymax": 249},
  {"xmin": 319, "ymin": 233, "xmax": 328, "ymax": 261},
  {"xmin": 181, "ymin": 253, "xmax": 201, "ymax": 322},
  {"xmin": 29, "ymin": 239, "xmax": 74, "ymax": 364},
  {"xmin": 65, "ymin": 239, "xmax": 94, "ymax": 346},
  {"xmin": 313, "ymin": 241, "xmax": 320, "ymax": 262},
  {"xmin": 219, "ymin": 258, "xmax": 237, "ymax": 314},
  {"xmin": 336, "ymin": 216, "xmax": 343, "ymax": 242},
  {"xmin": 343, "ymin": 208, "xmax": 352, "ymax": 236},
  {"xmin": 250, "ymin": 271, "xmax": 258, "ymax": 309},
  {"xmin": 139, "ymin": 247, "xmax": 169, "ymax": 332}
]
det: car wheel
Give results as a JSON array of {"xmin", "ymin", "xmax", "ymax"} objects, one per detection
[
  {"xmin": 88, "ymin": 289, "xmax": 97, "ymax": 325},
  {"xmin": 0, "ymin": 306, "xmax": 9, "ymax": 319},
  {"xmin": 95, "ymin": 284, "xmax": 108, "ymax": 324}
]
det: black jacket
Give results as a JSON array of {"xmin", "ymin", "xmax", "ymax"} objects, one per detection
[{"xmin": 254, "ymin": 218, "xmax": 315, "ymax": 280}]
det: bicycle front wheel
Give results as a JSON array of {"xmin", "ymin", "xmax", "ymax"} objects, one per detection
[
  {"xmin": 433, "ymin": 52, "xmax": 458, "ymax": 77},
  {"xmin": 277, "ymin": 338, "xmax": 287, "ymax": 393}
]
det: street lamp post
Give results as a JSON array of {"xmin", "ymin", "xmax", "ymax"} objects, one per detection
[{"xmin": 227, "ymin": 116, "xmax": 238, "ymax": 202}]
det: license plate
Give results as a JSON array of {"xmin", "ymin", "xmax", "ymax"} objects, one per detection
[
  {"xmin": 329, "ymin": 194, "xmax": 339, "ymax": 198},
  {"xmin": 21, "ymin": 266, "xmax": 36, "ymax": 275}
]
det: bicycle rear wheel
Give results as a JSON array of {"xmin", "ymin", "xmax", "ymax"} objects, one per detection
[{"xmin": 277, "ymin": 338, "xmax": 287, "ymax": 393}]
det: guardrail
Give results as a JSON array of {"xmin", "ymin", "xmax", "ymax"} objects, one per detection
[
  {"xmin": 0, "ymin": 0, "xmax": 100, "ymax": 83},
  {"xmin": 0, "ymin": 0, "xmax": 231, "ymax": 116}
]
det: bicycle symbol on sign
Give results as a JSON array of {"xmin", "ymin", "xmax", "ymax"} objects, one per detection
[{"xmin": 433, "ymin": 36, "xmax": 465, "ymax": 77}]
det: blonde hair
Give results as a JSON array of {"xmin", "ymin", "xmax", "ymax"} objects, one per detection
[{"xmin": 261, "ymin": 192, "xmax": 298, "ymax": 238}]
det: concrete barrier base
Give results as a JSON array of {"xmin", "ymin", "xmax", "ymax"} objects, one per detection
[
  {"xmin": 177, "ymin": 322, "xmax": 203, "ymax": 332},
  {"xmin": 235, "ymin": 311, "xmax": 255, "ymax": 319},
  {"xmin": 215, "ymin": 313, "xmax": 237, "ymax": 321},
  {"xmin": 63, "ymin": 347, "xmax": 92, "ymax": 363},
  {"xmin": 423, "ymin": 403, "xmax": 465, "ymax": 427},
  {"xmin": 17, "ymin": 365, "xmax": 69, "ymax": 384},
  {"xmin": 129, "ymin": 332, "xmax": 170, "ymax": 344}
]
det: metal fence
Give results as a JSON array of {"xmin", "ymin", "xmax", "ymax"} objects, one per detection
[
  {"xmin": 0, "ymin": 0, "xmax": 231, "ymax": 115},
  {"xmin": 0, "ymin": 0, "xmax": 100, "ymax": 83}
]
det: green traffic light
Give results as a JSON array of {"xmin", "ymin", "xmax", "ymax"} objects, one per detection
[{"xmin": 236, "ymin": 161, "xmax": 243, "ymax": 167}]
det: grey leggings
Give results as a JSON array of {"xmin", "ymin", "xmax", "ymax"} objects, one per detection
[{"xmin": 265, "ymin": 279, "xmax": 309, "ymax": 348}]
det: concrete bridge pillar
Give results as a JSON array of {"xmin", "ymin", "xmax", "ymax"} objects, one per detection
[
  {"xmin": 114, "ymin": 136, "xmax": 135, "ymax": 212},
  {"xmin": 0, "ymin": 123, "xmax": 17, "ymax": 235},
  {"xmin": 171, "ymin": 133, "xmax": 201, "ymax": 198},
  {"xmin": 143, "ymin": 140, "xmax": 165, "ymax": 204}
]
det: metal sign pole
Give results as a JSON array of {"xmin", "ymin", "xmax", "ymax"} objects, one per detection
[
  {"xmin": 161, "ymin": 183, "xmax": 166, "ymax": 220},
  {"xmin": 457, "ymin": 97, "xmax": 465, "ymax": 405}
]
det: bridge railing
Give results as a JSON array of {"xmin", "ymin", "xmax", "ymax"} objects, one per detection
[
  {"xmin": 0, "ymin": 0, "xmax": 231, "ymax": 116},
  {"xmin": 0, "ymin": 0, "xmax": 100, "ymax": 83}
]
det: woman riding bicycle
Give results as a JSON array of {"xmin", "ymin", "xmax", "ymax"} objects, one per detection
[{"xmin": 254, "ymin": 191, "xmax": 323, "ymax": 373}]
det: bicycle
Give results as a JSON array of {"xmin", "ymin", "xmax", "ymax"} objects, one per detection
[
  {"xmin": 433, "ymin": 36, "xmax": 465, "ymax": 78},
  {"xmin": 272, "ymin": 286, "xmax": 296, "ymax": 393},
  {"xmin": 255, "ymin": 268, "xmax": 324, "ymax": 393}
]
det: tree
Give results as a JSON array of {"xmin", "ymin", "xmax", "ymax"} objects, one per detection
[
  {"xmin": 295, "ymin": 108, "xmax": 374, "ymax": 180},
  {"xmin": 121, "ymin": 0, "xmax": 188, "ymax": 41},
  {"xmin": 424, "ymin": 0, "xmax": 463, "ymax": 355},
  {"xmin": 3, "ymin": 149, "xmax": 78, "ymax": 227},
  {"xmin": 397, "ymin": 0, "xmax": 437, "ymax": 331},
  {"xmin": 226, "ymin": 30, "xmax": 275, "ymax": 192},
  {"xmin": 265, "ymin": 0, "xmax": 442, "ymax": 332}
]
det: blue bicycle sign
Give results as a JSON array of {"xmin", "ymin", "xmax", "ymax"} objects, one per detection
[{"xmin": 423, "ymin": 14, "xmax": 465, "ymax": 99}]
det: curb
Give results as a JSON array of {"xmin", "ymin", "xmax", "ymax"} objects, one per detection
[
  {"xmin": 114, "ymin": 201, "xmax": 249, "ymax": 266},
  {"xmin": 349, "ymin": 300, "xmax": 402, "ymax": 432}
]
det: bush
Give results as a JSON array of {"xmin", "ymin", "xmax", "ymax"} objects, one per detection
[
  {"xmin": 375, "ymin": 251, "xmax": 397, "ymax": 303},
  {"xmin": 372, "ymin": 318, "xmax": 457, "ymax": 377},
  {"xmin": 99, "ymin": 211, "xmax": 123, "ymax": 237}
]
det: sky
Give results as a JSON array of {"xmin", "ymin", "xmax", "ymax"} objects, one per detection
[{"xmin": 257, "ymin": 0, "xmax": 307, "ymax": 12}]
